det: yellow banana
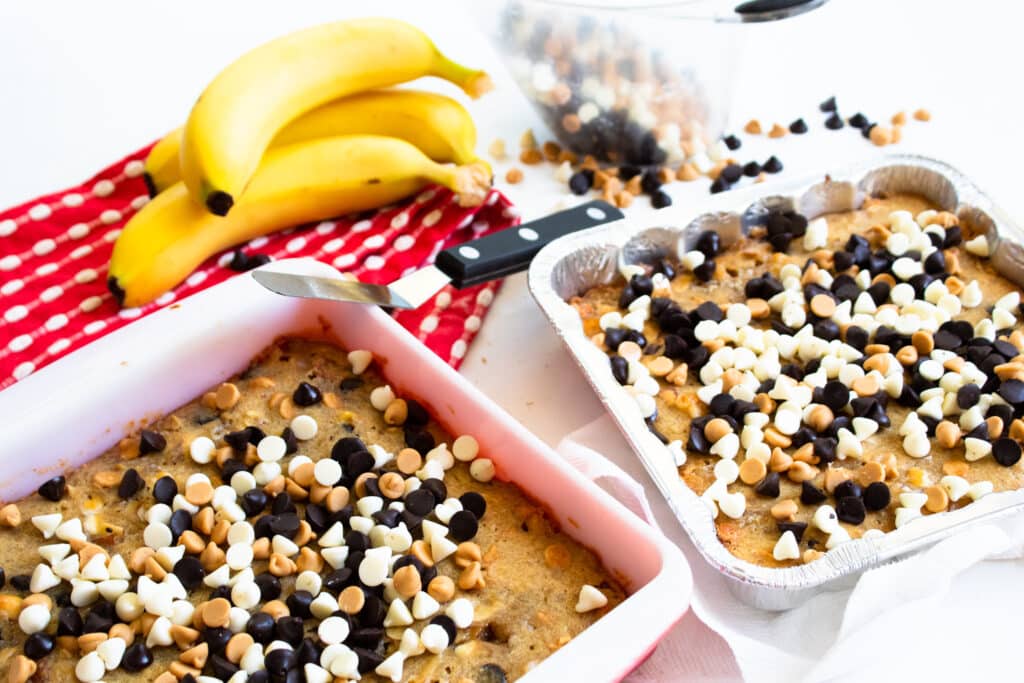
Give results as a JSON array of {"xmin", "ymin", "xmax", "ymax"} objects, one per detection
[
  {"xmin": 144, "ymin": 89, "xmax": 479, "ymax": 196},
  {"xmin": 109, "ymin": 135, "xmax": 491, "ymax": 307},
  {"xmin": 179, "ymin": 18, "xmax": 493, "ymax": 215}
]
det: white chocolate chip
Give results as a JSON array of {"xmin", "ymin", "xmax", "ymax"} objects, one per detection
[
  {"xmin": 575, "ymin": 584, "xmax": 609, "ymax": 613},
  {"xmin": 446, "ymin": 597, "xmax": 474, "ymax": 628},
  {"xmin": 964, "ymin": 437, "xmax": 992, "ymax": 462},
  {"xmin": 420, "ymin": 623, "xmax": 449, "ymax": 654},
  {"xmin": 964, "ymin": 234, "xmax": 990, "ymax": 257},
  {"xmin": 772, "ymin": 530, "xmax": 800, "ymax": 561},
  {"xmin": 470, "ymin": 458, "xmax": 495, "ymax": 482},
  {"xmin": 313, "ymin": 459, "xmax": 343, "ymax": 487},
  {"xmin": 384, "ymin": 598, "xmax": 414, "ymax": 628},
  {"xmin": 813, "ymin": 505, "xmax": 840, "ymax": 534},
  {"xmin": 452, "ymin": 435, "xmax": 479, "ymax": 462},
  {"xmin": 18, "ymin": 603, "xmax": 50, "ymax": 634},
  {"xmin": 347, "ymin": 350, "xmax": 373, "ymax": 374},
  {"xmin": 967, "ymin": 480, "xmax": 994, "ymax": 500},
  {"xmin": 75, "ymin": 651, "xmax": 107, "ymax": 682},
  {"xmin": 290, "ymin": 414, "xmax": 318, "ymax": 440},
  {"xmin": 318, "ymin": 615, "xmax": 351, "ymax": 645},
  {"xmin": 940, "ymin": 475, "xmax": 970, "ymax": 502},
  {"xmin": 189, "ymin": 436, "xmax": 216, "ymax": 464},
  {"xmin": 370, "ymin": 385, "xmax": 396, "ymax": 411}
]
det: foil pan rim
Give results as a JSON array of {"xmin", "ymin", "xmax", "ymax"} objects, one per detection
[{"xmin": 528, "ymin": 153, "xmax": 1024, "ymax": 606}]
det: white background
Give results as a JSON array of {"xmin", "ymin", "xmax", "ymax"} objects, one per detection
[{"xmin": 1, "ymin": 1, "xmax": 1022, "ymax": 680}]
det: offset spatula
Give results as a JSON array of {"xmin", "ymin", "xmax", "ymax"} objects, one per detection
[{"xmin": 252, "ymin": 200, "xmax": 624, "ymax": 309}]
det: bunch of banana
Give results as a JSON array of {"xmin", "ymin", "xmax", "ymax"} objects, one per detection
[{"xmin": 110, "ymin": 18, "xmax": 494, "ymax": 307}]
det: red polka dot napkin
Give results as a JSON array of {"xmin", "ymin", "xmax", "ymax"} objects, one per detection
[{"xmin": 0, "ymin": 144, "xmax": 519, "ymax": 390}]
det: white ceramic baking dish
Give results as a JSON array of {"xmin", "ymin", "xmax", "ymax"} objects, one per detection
[{"xmin": 0, "ymin": 257, "xmax": 691, "ymax": 682}]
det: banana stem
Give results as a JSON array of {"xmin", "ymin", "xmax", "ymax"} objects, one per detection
[
  {"xmin": 450, "ymin": 161, "xmax": 493, "ymax": 207},
  {"xmin": 433, "ymin": 54, "xmax": 493, "ymax": 99}
]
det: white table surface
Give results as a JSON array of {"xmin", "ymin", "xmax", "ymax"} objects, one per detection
[{"xmin": 1, "ymin": 1, "xmax": 1021, "ymax": 680}]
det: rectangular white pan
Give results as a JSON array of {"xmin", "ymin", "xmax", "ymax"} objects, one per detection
[{"xmin": 0, "ymin": 257, "xmax": 691, "ymax": 682}]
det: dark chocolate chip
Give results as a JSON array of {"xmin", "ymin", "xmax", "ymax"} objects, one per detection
[
  {"xmin": 210, "ymin": 654, "xmax": 241, "ymax": 679},
  {"xmin": 121, "ymin": 641, "xmax": 154, "ymax": 671},
  {"xmin": 459, "ymin": 491, "xmax": 487, "ymax": 520},
  {"xmin": 800, "ymin": 481, "xmax": 828, "ymax": 505},
  {"xmin": 254, "ymin": 572, "xmax": 282, "ymax": 602},
  {"xmin": 292, "ymin": 381, "xmax": 322, "ymax": 407},
  {"xmin": 709, "ymin": 176, "xmax": 728, "ymax": 194},
  {"xmin": 171, "ymin": 555, "xmax": 204, "ymax": 590},
  {"xmin": 568, "ymin": 171, "xmax": 592, "ymax": 195},
  {"xmin": 265, "ymin": 645, "xmax": 298, "ymax": 676},
  {"xmin": 241, "ymin": 488, "xmax": 269, "ymax": 517},
  {"xmin": 999, "ymin": 379, "xmax": 1024, "ymax": 404},
  {"xmin": 225, "ymin": 426, "xmax": 265, "ymax": 452},
  {"xmin": 57, "ymin": 606, "xmax": 82, "ymax": 636},
  {"xmin": 340, "ymin": 377, "xmax": 364, "ymax": 391},
  {"xmin": 824, "ymin": 113, "xmax": 844, "ymax": 130},
  {"xmin": 275, "ymin": 616, "xmax": 305, "ymax": 646},
  {"xmin": 247, "ymin": 611, "xmax": 276, "ymax": 643},
  {"xmin": 723, "ymin": 134, "xmax": 742, "ymax": 150},
  {"xmin": 296, "ymin": 638, "xmax": 322, "ymax": 667},
  {"xmin": 721, "ymin": 164, "xmax": 743, "ymax": 183},
  {"xmin": 449, "ymin": 510, "xmax": 479, "ymax": 543},
  {"xmin": 789, "ymin": 118, "xmax": 808, "ymax": 134},
  {"xmin": 863, "ymin": 482, "xmax": 891, "ymax": 511},
  {"xmin": 762, "ymin": 156, "xmax": 783, "ymax": 173},
  {"xmin": 153, "ymin": 475, "xmax": 177, "ymax": 505},
  {"xmin": 693, "ymin": 260, "xmax": 716, "ymax": 282},
  {"xmin": 38, "ymin": 476, "xmax": 66, "ymax": 502},
  {"xmin": 819, "ymin": 96, "xmax": 837, "ymax": 112},
  {"xmin": 695, "ymin": 231, "xmax": 721, "ymax": 258},
  {"xmin": 23, "ymin": 632, "xmax": 54, "ymax": 660},
  {"xmin": 742, "ymin": 161, "xmax": 761, "ymax": 177},
  {"xmin": 405, "ymin": 489, "xmax": 437, "ymax": 517},
  {"xmin": 281, "ymin": 427, "xmax": 299, "ymax": 454},
  {"xmin": 650, "ymin": 189, "xmax": 673, "ymax": 209},
  {"xmin": 993, "ymin": 438, "xmax": 1022, "ymax": 467},
  {"xmin": 169, "ymin": 509, "xmax": 191, "ymax": 541},
  {"xmin": 420, "ymin": 478, "xmax": 448, "ymax": 504},
  {"xmin": 610, "ymin": 356, "xmax": 628, "ymax": 384},
  {"xmin": 754, "ymin": 472, "xmax": 780, "ymax": 498},
  {"xmin": 405, "ymin": 429, "xmax": 435, "ymax": 455},
  {"xmin": 204, "ymin": 626, "xmax": 232, "ymax": 654},
  {"xmin": 847, "ymin": 112, "xmax": 868, "ymax": 129},
  {"xmin": 861, "ymin": 122, "xmax": 877, "ymax": 139},
  {"xmin": 118, "ymin": 468, "xmax": 144, "ymax": 500},
  {"xmin": 476, "ymin": 664, "xmax": 509, "ymax": 683},
  {"xmin": 833, "ymin": 480, "xmax": 862, "ymax": 501},
  {"xmin": 138, "ymin": 429, "xmax": 167, "ymax": 455},
  {"xmin": 836, "ymin": 496, "xmax": 866, "ymax": 525}
]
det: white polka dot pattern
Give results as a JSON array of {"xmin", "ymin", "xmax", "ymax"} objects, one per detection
[
  {"xmin": 1, "ymin": 280, "xmax": 23, "ymax": 296},
  {"xmin": 33, "ymin": 239, "xmax": 56, "ymax": 256},
  {"xmin": 0, "ymin": 219, "xmax": 16, "ymax": 236},
  {"xmin": 364, "ymin": 255, "xmax": 385, "ymax": 270},
  {"xmin": 68, "ymin": 223, "xmax": 90, "ymax": 239},
  {"xmin": 286, "ymin": 237, "xmax": 306, "ymax": 253},
  {"xmin": 363, "ymin": 235, "xmax": 385, "ymax": 249},
  {"xmin": 92, "ymin": 179, "xmax": 115, "ymax": 197},
  {"xmin": 62, "ymin": 193, "xmax": 84, "ymax": 207},
  {"xmin": 29, "ymin": 204, "xmax": 51, "ymax": 221}
]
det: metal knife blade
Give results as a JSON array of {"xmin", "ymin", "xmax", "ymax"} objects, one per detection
[{"xmin": 252, "ymin": 265, "xmax": 451, "ymax": 310}]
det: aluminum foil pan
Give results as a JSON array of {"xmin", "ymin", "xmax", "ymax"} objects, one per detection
[{"xmin": 528, "ymin": 154, "xmax": 1024, "ymax": 610}]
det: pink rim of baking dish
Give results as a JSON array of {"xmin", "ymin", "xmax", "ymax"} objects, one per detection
[{"xmin": 0, "ymin": 257, "xmax": 692, "ymax": 682}]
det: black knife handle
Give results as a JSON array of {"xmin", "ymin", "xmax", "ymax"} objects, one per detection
[{"xmin": 434, "ymin": 200, "xmax": 624, "ymax": 288}]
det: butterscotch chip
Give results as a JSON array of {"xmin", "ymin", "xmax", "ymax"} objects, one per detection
[
  {"xmin": 284, "ymin": 478, "xmax": 307, "ymax": 501},
  {"xmin": 145, "ymin": 556, "xmax": 167, "ymax": 580},
  {"xmin": 338, "ymin": 586, "xmax": 365, "ymax": 615},
  {"xmin": 852, "ymin": 375, "xmax": 880, "ymax": 397},
  {"xmin": 410, "ymin": 539, "xmax": 434, "ymax": 567},
  {"xmin": 764, "ymin": 428, "xmax": 792, "ymax": 449},
  {"xmin": 91, "ymin": 470, "xmax": 120, "ymax": 488},
  {"xmin": 7, "ymin": 654, "xmax": 36, "ymax": 683},
  {"xmin": 895, "ymin": 345, "xmax": 918, "ymax": 366},
  {"xmin": 77, "ymin": 633, "xmax": 107, "ymax": 653},
  {"xmin": 987, "ymin": 416, "xmax": 1005, "ymax": 439},
  {"xmin": 786, "ymin": 461, "xmax": 818, "ymax": 483},
  {"xmin": 129, "ymin": 547, "xmax": 155, "ymax": 574},
  {"xmin": 769, "ymin": 448, "xmax": 793, "ymax": 472},
  {"xmin": 393, "ymin": 565, "xmax": 422, "ymax": 599},
  {"xmin": 809, "ymin": 294, "xmax": 836, "ymax": 318},
  {"xmin": 262, "ymin": 600, "xmax": 290, "ymax": 620},
  {"xmin": 739, "ymin": 458, "xmax": 767, "ymax": 485},
  {"xmin": 278, "ymin": 396, "xmax": 298, "ymax": 420},
  {"xmin": 803, "ymin": 549, "xmax": 825, "ymax": 563},
  {"xmin": 201, "ymin": 392, "xmax": 218, "ymax": 410},
  {"xmin": 210, "ymin": 520, "xmax": 230, "ymax": 546},
  {"xmin": 226, "ymin": 633, "xmax": 254, "ymax": 664},
  {"xmin": 202, "ymin": 598, "xmax": 231, "ymax": 629},
  {"xmin": 248, "ymin": 376, "xmax": 275, "ymax": 389},
  {"xmin": 614, "ymin": 190, "xmax": 634, "ymax": 209},
  {"xmin": 891, "ymin": 111, "xmax": 907, "ymax": 125},
  {"xmin": 806, "ymin": 405, "xmax": 834, "ymax": 432},
  {"xmin": 108, "ymin": 623, "xmax": 134, "ymax": 645},
  {"xmin": 519, "ymin": 148, "xmax": 543, "ymax": 165},
  {"xmin": 181, "ymin": 642, "xmax": 209, "ymax": 669},
  {"xmin": 747, "ymin": 298, "xmax": 770, "ymax": 319},
  {"xmin": 0, "ymin": 595, "xmax": 22, "ymax": 619},
  {"xmin": 770, "ymin": 499, "xmax": 797, "ymax": 521},
  {"xmin": 250, "ymin": 538, "xmax": 269, "ymax": 561},
  {"xmin": 0, "ymin": 504, "xmax": 21, "ymax": 528},
  {"xmin": 200, "ymin": 543, "xmax": 226, "ymax": 572},
  {"xmin": 458, "ymin": 561, "xmax": 485, "ymax": 591},
  {"xmin": 859, "ymin": 461, "xmax": 886, "ymax": 485},
  {"xmin": 268, "ymin": 553, "xmax": 296, "ymax": 577},
  {"xmin": 181, "ymin": 531, "xmax": 204, "ymax": 558},
  {"xmin": 913, "ymin": 108, "xmax": 931, "ymax": 122},
  {"xmin": 325, "ymin": 486, "xmax": 350, "ymax": 513},
  {"xmin": 704, "ymin": 418, "xmax": 731, "ymax": 443},
  {"xmin": 169, "ymin": 661, "xmax": 201, "ymax": 679},
  {"xmin": 263, "ymin": 475, "xmax": 286, "ymax": 495},
  {"xmin": 504, "ymin": 167, "xmax": 524, "ymax": 184},
  {"xmin": 154, "ymin": 673, "xmax": 177, "ymax": 683},
  {"xmin": 863, "ymin": 354, "xmax": 890, "ymax": 375},
  {"xmin": 171, "ymin": 623, "xmax": 200, "ymax": 649},
  {"xmin": 396, "ymin": 448, "xmax": 423, "ymax": 475},
  {"xmin": 541, "ymin": 140, "xmax": 561, "ymax": 162},
  {"xmin": 22, "ymin": 594, "xmax": 51, "ymax": 611},
  {"xmin": 869, "ymin": 126, "xmax": 892, "ymax": 146},
  {"xmin": 754, "ymin": 393, "xmax": 776, "ymax": 415},
  {"xmin": 744, "ymin": 119, "xmax": 762, "ymax": 135},
  {"xmin": 185, "ymin": 479, "xmax": 213, "ymax": 506},
  {"xmin": 793, "ymin": 443, "xmax": 818, "ymax": 465},
  {"xmin": 289, "ymin": 461, "xmax": 314, "ymax": 488},
  {"xmin": 193, "ymin": 507, "xmax": 215, "ymax": 536},
  {"xmin": 676, "ymin": 163, "xmax": 700, "ymax": 182},
  {"xmin": 308, "ymin": 483, "xmax": 330, "ymax": 505},
  {"xmin": 666, "ymin": 364, "xmax": 689, "ymax": 387},
  {"xmin": 378, "ymin": 472, "xmax": 406, "ymax": 500},
  {"xmin": 214, "ymin": 383, "xmax": 241, "ymax": 410},
  {"xmin": 935, "ymin": 420, "xmax": 960, "ymax": 449},
  {"xmin": 824, "ymin": 468, "xmax": 850, "ymax": 493},
  {"xmin": 543, "ymin": 544, "xmax": 571, "ymax": 569},
  {"xmin": 296, "ymin": 547, "xmax": 323, "ymax": 574},
  {"xmin": 924, "ymin": 485, "xmax": 949, "ymax": 513},
  {"xmin": 646, "ymin": 356, "xmax": 674, "ymax": 377},
  {"xmin": 455, "ymin": 542, "xmax": 483, "ymax": 569},
  {"xmin": 561, "ymin": 113, "xmax": 582, "ymax": 134},
  {"xmin": 428, "ymin": 575, "xmax": 456, "ymax": 603},
  {"xmin": 768, "ymin": 123, "xmax": 787, "ymax": 138},
  {"xmin": 912, "ymin": 331, "xmax": 934, "ymax": 354}
]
